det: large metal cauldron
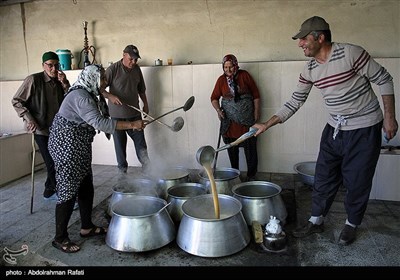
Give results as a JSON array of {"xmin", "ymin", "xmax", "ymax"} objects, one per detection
[
  {"xmin": 176, "ymin": 194, "xmax": 250, "ymax": 257},
  {"xmin": 198, "ymin": 167, "xmax": 241, "ymax": 195},
  {"xmin": 106, "ymin": 196, "xmax": 176, "ymax": 252},
  {"xmin": 232, "ymin": 181, "xmax": 287, "ymax": 226},
  {"xmin": 107, "ymin": 178, "xmax": 158, "ymax": 216},
  {"xmin": 166, "ymin": 183, "xmax": 208, "ymax": 223},
  {"xmin": 156, "ymin": 167, "xmax": 190, "ymax": 199}
]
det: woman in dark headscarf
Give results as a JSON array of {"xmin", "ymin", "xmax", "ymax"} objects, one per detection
[
  {"xmin": 210, "ymin": 54, "xmax": 261, "ymax": 181},
  {"xmin": 48, "ymin": 64, "xmax": 144, "ymax": 253}
]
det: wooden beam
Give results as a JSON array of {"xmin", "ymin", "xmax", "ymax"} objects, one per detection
[{"xmin": 0, "ymin": 0, "xmax": 34, "ymax": 7}]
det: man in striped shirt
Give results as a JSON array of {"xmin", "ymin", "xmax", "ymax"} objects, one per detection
[{"xmin": 253, "ymin": 16, "xmax": 398, "ymax": 245}]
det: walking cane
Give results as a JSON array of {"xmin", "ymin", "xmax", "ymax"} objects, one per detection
[{"xmin": 30, "ymin": 133, "xmax": 35, "ymax": 214}]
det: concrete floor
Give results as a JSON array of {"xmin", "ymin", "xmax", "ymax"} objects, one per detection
[{"xmin": 1, "ymin": 164, "xmax": 399, "ymax": 274}]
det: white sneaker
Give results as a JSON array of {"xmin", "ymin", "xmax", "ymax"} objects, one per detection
[{"xmin": 43, "ymin": 193, "xmax": 58, "ymax": 201}]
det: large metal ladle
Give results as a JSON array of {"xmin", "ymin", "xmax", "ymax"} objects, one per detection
[
  {"xmin": 145, "ymin": 96, "xmax": 195, "ymax": 125},
  {"xmin": 196, "ymin": 145, "xmax": 216, "ymax": 168},
  {"xmin": 125, "ymin": 104, "xmax": 184, "ymax": 132},
  {"xmin": 196, "ymin": 127, "xmax": 258, "ymax": 168},
  {"xmin": 195, "ymin": 127, "xmax": 258, "ymax": 219}
]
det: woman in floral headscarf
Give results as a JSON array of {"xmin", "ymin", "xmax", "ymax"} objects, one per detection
[
  {"xmin": 48, "ymin": 64, "xmax": 144, "ymax": 253},
  {"xmin": 210, "ymin": 54, "xmax": 261, "ymax": 181}
]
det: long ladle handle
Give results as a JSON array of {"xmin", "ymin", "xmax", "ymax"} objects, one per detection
[
  {"xmin": 157, "ymin": 202, "xmax": 172, "ymax": 214},
  {"xmin": 125, "ymin": 104, "xmax": 172, "ymax": 129},
  {"xmin": 144, "ymin": 107, "xmax": 182, "ymax": 125},
  {"xmin": 125, "ymin": 103, "xmax": 155, "ymax": 120},
  {"xmin": 215, "ymin": 128, "xmax": 257, "ymax": 152},
  {"xmin": 145, "ymin": 96, "xmax": 195, "ymax": 125}
]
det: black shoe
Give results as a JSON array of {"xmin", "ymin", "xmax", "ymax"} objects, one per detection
[
  {"xmin": 118, "ymin": 167, "xmax": 127, "ymax": 174},
  {"xmin": 43, "ymin": 188, "xmax": 56, "ymax": 199},
  {"xmin": 338, "ymin": 225, "xmax": 356, "ymax": 245},
  {"xmin": 292, "ymin": 221, "xmax": 324, "ymax": 238}
]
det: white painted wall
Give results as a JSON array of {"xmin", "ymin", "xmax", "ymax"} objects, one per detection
[{"xmin": 2, "ymin": 59, "xmax": 399, "ymax": 175}]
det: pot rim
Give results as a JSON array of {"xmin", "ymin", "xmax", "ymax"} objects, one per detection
[
  {"xmin": 111, "ymin": 196, "xmax": 168, "ymax": 218},
  {"xmin": 112, "ymin": 178, "xmax": 156, "ymax": 193},
  {"xmin": 198, "ymin": 167, "xmax": 240, "ymax": 181},
  {"xmin": 157, "ymin": 166, "xmax": 189, "ymax": 180},
  {"xmin": 293, "ymin": 161, "xmax": 316, "ymax": 177},
  {"xmin": 232, "ymin": 181, "xmax": 282, "ymax": 199},
  {"xmin": 181, "ymin": 194, "xmax": 242, "ymax": 221},
  {"xmin": 167, "ymin": 183, "xmax": 207, "ymax": 199}
]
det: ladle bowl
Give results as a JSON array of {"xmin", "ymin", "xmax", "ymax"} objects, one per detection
[
  {"xmin": 183, "ymin": 96, "xmax": 195, "ymax": 111},
  {"xmin": 146, "ymin": 96, "xmax": 195, "ymax": 125},
  {"xmin": 195, "ymin": 128, "xmax": 258, "ymax": 166},
  {"xmin": 170, "ymin": 116, "xmax": 184, "ymax": 132},
  {"xmin": 196, "ymin": 145, "xmax": 216, "ymax": 166}
]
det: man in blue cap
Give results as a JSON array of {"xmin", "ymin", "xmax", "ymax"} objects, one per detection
[{"xmin": 12, "ymin": 51, "xmax": 71, "ymax": 200}]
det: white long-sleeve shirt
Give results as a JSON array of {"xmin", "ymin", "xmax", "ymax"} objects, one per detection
[{"xmin": 276, "ymin": 42, "xmax": 394, "ymax": 131}]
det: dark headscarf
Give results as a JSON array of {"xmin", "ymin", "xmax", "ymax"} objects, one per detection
[
  {"xmin": 222, "ymin": 54, "xmax": 240, "ymax": 102},
  {"xmin": 219, "ymin": 55, "xmax": 254, "ymax": 136}
]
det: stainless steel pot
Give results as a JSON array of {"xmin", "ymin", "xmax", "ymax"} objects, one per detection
[
  {"xmin": 176, "ymin": 194, "xmax": 250, "ymax": 257},
  {"xmin": 232, "ymin": 181, "xmax": 287, "ymax": 226},
  {"xmin": 106, "ymin": 196, "xmax": 176, "ymax": 252},
  {"xmin": 197, "ymin": 167, "xmax": 241, "ymax": 195},
  {"xmin": 156, "ymin": 167, "xmax": 190, "ymax": 199},
  {"xmin": 107, "ymin": 178, "xmax": 158, "ymax": 216},
  {"xmin": 166, "ymin": 183, "xmax": 208, "ymax": 223},
  {"xmin": 294, "ymin": 161, "xmax": 316, "ymax": 186}
]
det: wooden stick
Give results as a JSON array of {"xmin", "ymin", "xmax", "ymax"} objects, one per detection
[{"xmin": 30, "ymin": 134, "xmax": 35, "ymax": 214}]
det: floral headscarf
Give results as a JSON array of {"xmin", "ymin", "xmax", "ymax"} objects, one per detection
[
  {"xmin": 222, "ymin": 54, "xmax": 240, "ymax": 102},
  {"xmin": 67, "ymin": 64, "xmax": 111, "ymax": 139},
  {"xmin": 68, "ymin": 64, "xmax": 103, "ymax": 96}
]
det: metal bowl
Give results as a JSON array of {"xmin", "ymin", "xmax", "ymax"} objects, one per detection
[{"xmin": 294, "ymin": 161, "xmax": 316, "ymax": 186}]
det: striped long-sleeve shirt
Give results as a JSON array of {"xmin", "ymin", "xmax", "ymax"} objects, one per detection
[{"xmin": 276, "ymin": 42, "xmax": 394, "ymax": 131}]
